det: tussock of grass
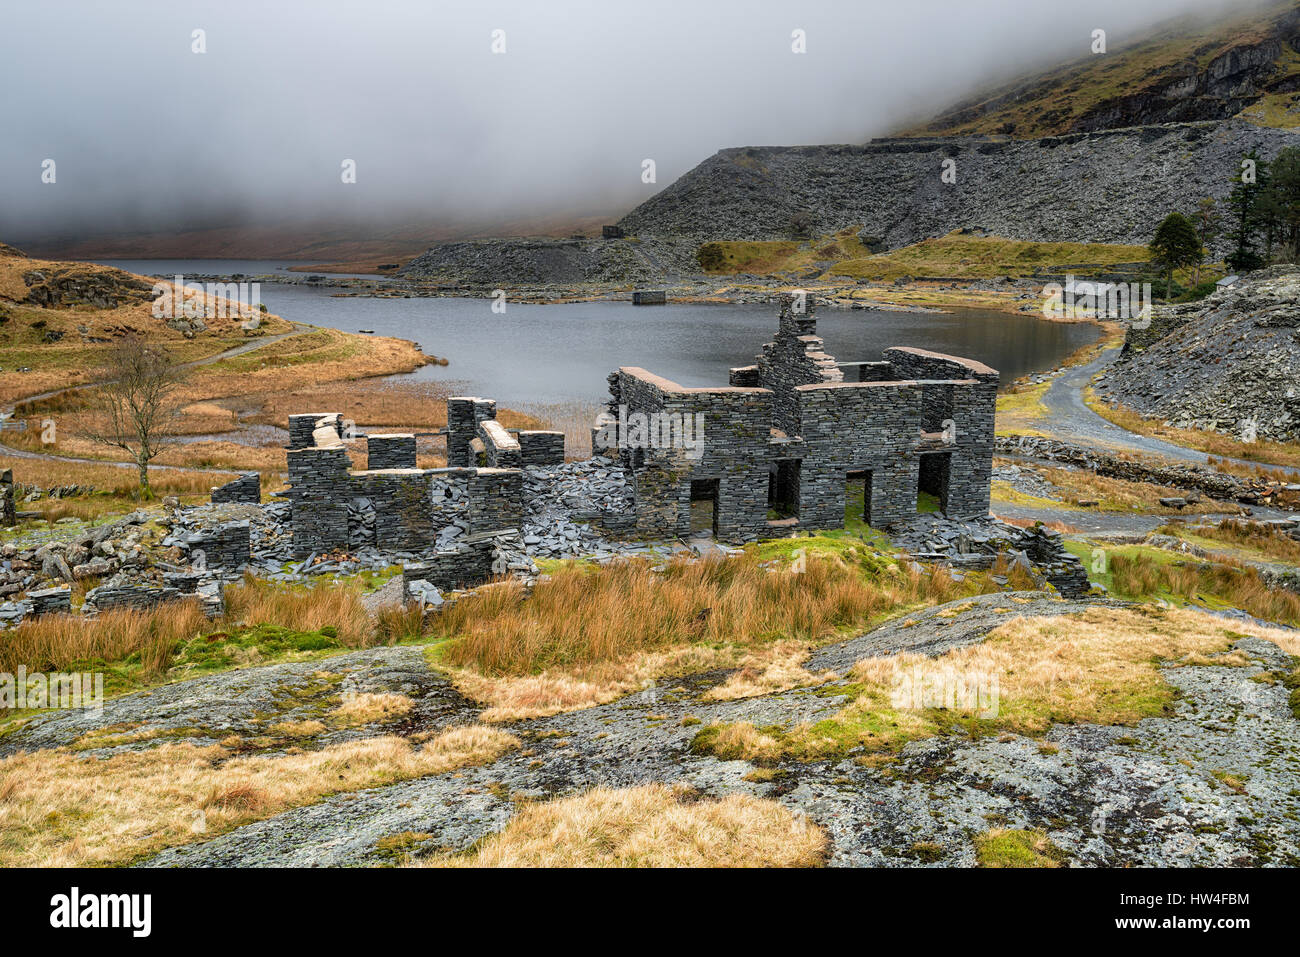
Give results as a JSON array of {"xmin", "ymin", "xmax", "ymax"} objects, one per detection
[
  {"xmin": 433, "ymin": 551, "xmax": 974, "ymax": 718},
  {"xmin": 702, "ymin": 641, "xmax": 835, "ymax": 702},
  {"xmin": 975, "ymin": 828, "xmax": 1067, "ymax": 868},
  {"xmin": 0, "ymin": 724, "xmax": 519, "ymax": 867},
  {"xmin": 1107, "ymin": 552, "xmax": 1300, "ymax": 626},
  {"xmin": 448, "ymin": 644, "xmax": 739, "ymax": 722},
  {"xmin": 0, "ymin": 600, "xmax": 207, "ymax": 680},
  {"xmin": 331, "ymin": 692, "xmax": 414, "ymax": 727},
  {"xmin": 420, "ymin": 784, "xmax": 826, "ymax": 868},
  {"xmin": 223, "ymin": 578, "xmax": 374, "ymax": 647},
  {"xmin": 1159, "ymin": 519, "xmax": 1300, "ymax": 565}
]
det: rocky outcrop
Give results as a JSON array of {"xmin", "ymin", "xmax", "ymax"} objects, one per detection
[
  {"xmin": 996, "ymin": 435, "xmax": 1300, "ymax": 508},
  {"xmin": 1095, "ymin": 267, "xmax": 1300, "ymax": 443},
  {"xmin": 21, "ymin": 264, "xmax": 154, "ymax": 310},
  {"xmin": 616, "ymin": 121, "xmax": 1300, "ymax": 252},
  {"xmin": 397, "ymin": 236, "xmax": 696, "ymax": 287}
]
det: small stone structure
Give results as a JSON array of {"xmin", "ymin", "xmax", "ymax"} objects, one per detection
[
  {"xmin": 603, "ymin": 294, "xmax": 998, "ymax": 543},
  {"xmin": 28, "ymin": 584, "xmax": 71, "ymax": 617},
  {"xmin": 1, "ymin": 468, "xmax": 14, "ymax": 527},
  {"xmin": 282, "ymin": 411, "xmax": 534, "ymax": 592},
  {"xmin": 182, "ymin": 521, "xmax": 251, "ymax": 572},
  {"xmin": 210, "ymin": 472, "xmax": 260, "ymax": 504},
  {"xmin": 632, "ymin": 290, "xmax": 667, "ymax": 305}
]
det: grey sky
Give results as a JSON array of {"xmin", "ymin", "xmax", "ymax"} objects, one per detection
[{"xmin": 0, "ymin": 0, "xmax": 1264, "ymax": 245}]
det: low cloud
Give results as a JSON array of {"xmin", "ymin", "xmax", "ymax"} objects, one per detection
[{"xmin": 0, "ymin": 0, "xmax": 1265, "ymax": 247}]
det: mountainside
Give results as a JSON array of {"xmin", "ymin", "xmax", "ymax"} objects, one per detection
[
  {"xmin": 1095, "ymin": 267, "xmax": 1300, "ymax": 442},
  {"xmin": 396, "ymin": 236, "xmax": 696, "ymax": 286},
  {"xmin": 617, "ymin": 120, "xmax": 1300, "ymax": 251},
  {"xmin": 906, "ymin": 0, "xmax": 1300, "ymax": 138}
]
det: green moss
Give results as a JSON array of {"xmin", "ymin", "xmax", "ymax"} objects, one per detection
[
  {"xmin": 974, "ymin": 828, "xmax": 1068, "ymax": 868},
  {"xmin": 372, "ymin": 831, "xmax": 437, "ymax": 866},
  {"xmin": 828, "ymin": 233, "xmax": 1149, "ymax": 282},
  {"xmin": 910, "ymin": 841, "xmax": 946, "ymax": 863}
]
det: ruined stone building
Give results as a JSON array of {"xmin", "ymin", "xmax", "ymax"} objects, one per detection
[
  {"xmin": 598, "ymin": 294, "xmax": 998, "ymax": 542},
  {"xmin": 274, "ymin": 295, "xmax": 997, "ymax": 569}
]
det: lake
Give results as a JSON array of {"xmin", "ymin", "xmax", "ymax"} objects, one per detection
[{"xmin": 101, "ymin": 260, "xmax": 1099, "ymax": 407}]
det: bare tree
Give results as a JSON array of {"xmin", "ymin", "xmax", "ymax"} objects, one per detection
[{"xmin": 82, "ymin": 336, "xmax": 184, "ymax": 495}]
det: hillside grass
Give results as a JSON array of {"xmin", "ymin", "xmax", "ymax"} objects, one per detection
[
  {"xmin": 0, "ymin": 578, "xmax": 391, "ymax": 731},
  {"xmin": 696, "ymin": 228, "xmax": 867, "ymax": 275},
  {"xmin": 431, "ymin": 545, "xmax": 1008, "ymax": 720},
  {"xmin": 1063, "ymin": 539, "xmax": 1300, "ymax": 624},
  {"xmin": 828, "ymin": 233, "xmax": 1150, "ymax": 282}
]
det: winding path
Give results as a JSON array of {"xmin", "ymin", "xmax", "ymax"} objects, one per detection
[{"xmin": 1039, "ymin": 347, "xmax": 1299, "ymax": 477}]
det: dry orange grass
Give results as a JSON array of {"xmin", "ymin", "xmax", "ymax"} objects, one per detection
[
  {"xmin": 881, "ymin": 605, "xmax": 1299, "ymax": 731},
  {"xmin": 0, "ymin": 600, "xmax": 207, "ymax": 678},
  {"xmin": 435, "ymin": 554, "xmax": 970, "ymax": 719},
  {"xmin": 331, "ymin": 692, "xmax": 414, "ymax": 726},
  {"xmin": 1161, "ymin": 519, "xmax": 1300, "ymax": 564},
  {"xmin": 422, "ymin": 784, "xmax": 826, "ymax": 868},
  {"xmin": 221, "ymin": 578, "xmax": 375, "ymax": 647},
  {"xmin": 1038, "ymin": 465, "xmax": 1239, "ymax": 514},
  {"xmin": 0, "ymin": 452, "xmax": 232, "ymax": 499},
  {"xmin": 0, "ymin": 724, "xmax": 519, "ymax": 867},
  {"xmin": 449, "ymin": 644, "xmax": 743, "ymax": 722},
  {"xmin": 1108, "ymin": 552, "xmax": 1300, "ymax": 625},
  {"xmin": 435, "ymin": 554, "xmax": 965, "ymax": 679},
  {"xmin": 701, "ymin": 640, "xmax": 836, "ymax": 702}
]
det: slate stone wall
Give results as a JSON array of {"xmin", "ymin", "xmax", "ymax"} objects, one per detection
[
  {"xmin": 612, "ymin": 367, "xmax": 775, "ymax": 542},
  {"xmin": 211, "ymin": 472, "xmax": 260, "ymax": 504},
  {"xmin": 883, "ymin": 348, "xmax": 998, "ymax": 519},
  {"xmin": 185, "ymin": 520, "xmax": 251, "ymax": 571},
  {"xmin": 607, "ymin": 311, "xmax": 998, "ymax": 539},
  {"xmin": 466, "ymin": 468, "xmax": 523, "ymax": 534},
  {"xmin": 403, "ymin": 535, "xmax": 497, "ymax": 591},
  {"xmin": 518, "ymin": 430, "xmax": 566, "ymax": 466},
  {"xmin": 447, "ymin": 397, "xmax": 497, "ymax": 467},
  {"xmin": 479, "ymin": 420, "xmax": 522, "ymax": 469},
  {"xmin": 366, "ymin": 434, "xmax": 417, "ymax": 470},
  {"xmin": 288, "ymin": 412, "xmax": 344, "ymax": 449},
  {"xmin": 755, "ymin": 295, "xmax": 843, "ymax": 438},
  {"xmin": 794, "ymin": 380, "xmax": 923, "ymax": 529},
  {"xmin": 358, "ymin": 471, "xmax": 437, "ymax": 552},
  {"xmin": 287, "ymin": 445, "xmax": 354, "ymax": 557}
]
